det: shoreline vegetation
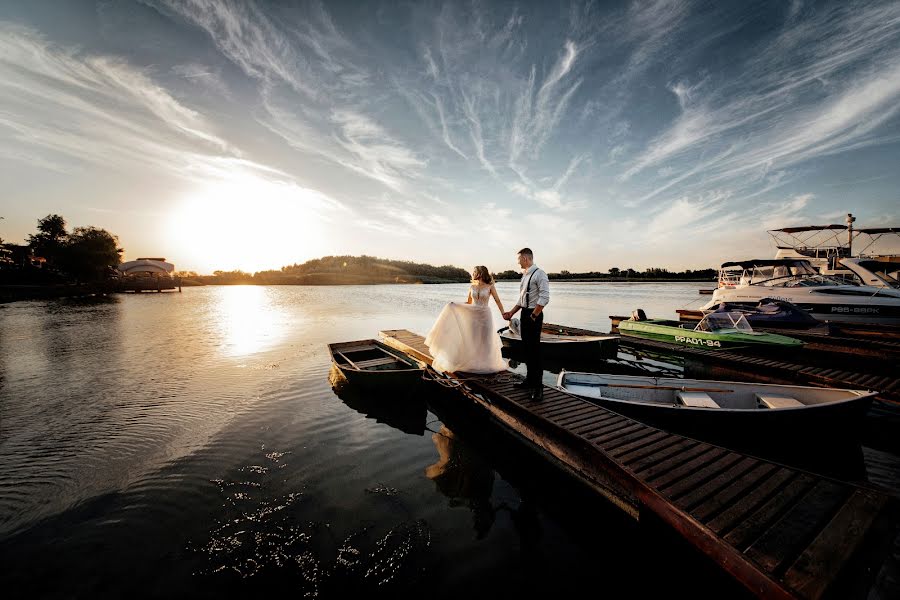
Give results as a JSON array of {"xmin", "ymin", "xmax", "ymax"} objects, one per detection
[{"xmin": 174, "ymin": 256, "xmax": 716, "ymax": 286}]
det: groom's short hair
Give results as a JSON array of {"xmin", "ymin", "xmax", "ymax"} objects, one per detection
[{"xmin": 517, "ymin": 247, "xmax": 533, "ymax": 259}]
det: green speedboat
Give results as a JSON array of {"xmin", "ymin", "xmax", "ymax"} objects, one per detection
[{"xmin": 618, "ymin": 310, "xmax": 804, "ymax": 350}]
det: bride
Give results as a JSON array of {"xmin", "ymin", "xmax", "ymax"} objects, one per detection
[{"xmin": 425, "ymin": 265, "xmax": 507, "ymax": 374}]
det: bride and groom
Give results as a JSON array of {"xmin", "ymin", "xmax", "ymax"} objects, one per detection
[{"xmin": 424, "ymin": 248, "xmax": 550, "ymax": 400}]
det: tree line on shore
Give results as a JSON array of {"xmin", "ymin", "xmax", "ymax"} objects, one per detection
[
  {"xmin": 1, "ymin": 214, "xmax": 121, "ymax": 284},
  {"xmin": 177, "ymin": 257, "xmax": 716, "ymax": 285}
]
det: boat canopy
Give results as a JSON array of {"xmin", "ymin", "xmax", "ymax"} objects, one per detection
[
  {"xmin": 694, "ymin": 311, "xmax": 754, "ymax": 333},
  {"xmin": 769, "ymin": 225, "xmax": 847, "ymax": 233},
  {"xmin": 118, "ymin": 258, "xmax": 175, "ymax": 275},
  {"xmin": 721, "ymin": 259, "xmax": 817, "ymax": 270}
]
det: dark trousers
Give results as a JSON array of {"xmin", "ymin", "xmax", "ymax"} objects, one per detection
[{"xmin": 520, "ymin": 309, "xmax": 543, "ymax": 387}]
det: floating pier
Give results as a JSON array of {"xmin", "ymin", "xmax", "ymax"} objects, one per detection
[{"xmin": 380, "ymin": 328, "xmax": 899, "ymax": 600}]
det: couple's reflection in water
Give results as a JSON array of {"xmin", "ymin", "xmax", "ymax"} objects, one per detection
[
  {"xmin": 329, "ymin": 366, "xmax": 542, "ymax": 544},
  {"xmin": 425, "ymin": 424, "xmax": 541, "ymax": 544}
]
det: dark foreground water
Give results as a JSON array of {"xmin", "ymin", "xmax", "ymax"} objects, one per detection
[{"xmin": 0, "ymin": 283, "xmax": 897, "ymax": 598}]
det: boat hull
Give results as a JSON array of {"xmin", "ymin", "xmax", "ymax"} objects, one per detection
[
  {"xmin": 705, "ymin": 289, "xmax": 900, "ymax": 325},
  {"xmin": 328, "ymin": 339, "xmax": 424, "ymax": 389},
  {"xmin": 499, "ymin": 332, "xmax": 619, "ymax": 360},
  {"xmin": 618, "ymin": 319, "xmax": 803, "ymax": 350},
  {"xmin": 557, "ymin": 372, "xmax": 875, "ymax": 463}
]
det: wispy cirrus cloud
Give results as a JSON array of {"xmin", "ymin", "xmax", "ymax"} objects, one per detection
[
  {"xmin": 149, "ymin": 0, "xmax": 424, "ymax": 194},
  {"xmin": 621, "ymin": 2, "xmax": 900, "ymax": 209},
  {"xmin": 0, "ymin": 24, "xmax": 232, "ymax": 170}
]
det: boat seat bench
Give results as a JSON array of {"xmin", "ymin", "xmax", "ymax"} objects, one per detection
[
  {"xmin": 755, "ymin": 393, "xmax": 803, "ymax": 409},
  {"xmin": 354, "ymin": 357, "xmax": 402, "ymax": 368},
  {"xmin": 676, "ymin": 391, "xmax": 720, "ymax": 408}
]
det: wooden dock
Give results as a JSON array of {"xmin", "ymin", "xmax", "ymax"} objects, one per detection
[{"xmin": 380, "ymin": 329, "xmax": 899, "ymax": 600}]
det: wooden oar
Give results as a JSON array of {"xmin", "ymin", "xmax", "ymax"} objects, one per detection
[{"xmin": 585, "ymin": 382, "xmax": 734, "ymax": 393}]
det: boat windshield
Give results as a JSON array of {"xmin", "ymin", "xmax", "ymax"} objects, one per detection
[
  {"xmin": 694, "ymin": 312, "xmax": 754, "ymax": 333},
  {"xmin": 744, "ymin": 263, "xmax": 845, "ymax": 287}
]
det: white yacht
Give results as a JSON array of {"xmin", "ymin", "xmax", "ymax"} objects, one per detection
[
  {"xmin": 769, "ymin": 213, "xmax": 900, "ymax": 280},
  {"xmin": 701, "ymin": 258, "xmax": 900, "ymax": 325},
  {"xmin": 839, "ymin": 258, "xmax": 900, "ymax": 289}
]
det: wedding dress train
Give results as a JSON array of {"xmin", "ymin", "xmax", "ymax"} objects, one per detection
[{"xmin": 425, "ymin": 284, "xmax": 507, "ymax": 374}]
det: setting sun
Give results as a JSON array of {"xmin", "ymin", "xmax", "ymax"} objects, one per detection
[{"xmin": 166, "ymin": 177, "xmax": 334, "ymax": 273}]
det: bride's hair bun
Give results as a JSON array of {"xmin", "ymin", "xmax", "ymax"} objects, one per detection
[{"xmin": 472, "ymin": 265, "xmax": 493, "ymax": 284}]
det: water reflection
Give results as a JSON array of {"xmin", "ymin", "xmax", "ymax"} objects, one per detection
[
  {"xmin": 329, "ymin": 365, "xmax": 427, "ymax": 436},
  {"xmin": 424, "ymin": 424, "xmax": 542, "ymax": 546},
  {"xmin": 212, "ymin": 286, "xmax": 285, "ymax": 357}
]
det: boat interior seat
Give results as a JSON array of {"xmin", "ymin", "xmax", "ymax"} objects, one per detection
[
  {"xmin": 355, "ymin": 357, "xmax": 400, "ymax": 369},
  {"xmin": 676, "ymin": 391, "xmax": 720, "ymax": 408},
  {"xmin": 755, "ymin": 393, "xmax": 804, "ymax": 409}
]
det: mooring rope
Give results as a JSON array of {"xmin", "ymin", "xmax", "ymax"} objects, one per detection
[{"xmin": 420, "ymin": 367, "xmax": 521, "ymax": 389}]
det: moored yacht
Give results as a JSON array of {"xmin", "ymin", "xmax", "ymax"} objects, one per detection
[
  {"xmin": 701, "ymin": 258, "xmax": 900, "ymax": 325},
  {"xmin": 769, "ymin": 213, "xmax": 900, "ymax": 280}
]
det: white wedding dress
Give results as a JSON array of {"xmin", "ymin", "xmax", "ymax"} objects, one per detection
[{"xmin": 425, "ymin": 284, "xmax": 507, "ymax": 374}]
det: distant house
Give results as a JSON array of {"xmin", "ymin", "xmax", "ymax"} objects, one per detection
[
  {"xmin": 1, "ymin": 244, "xmax": 44, "ymax": 269},
  {"xmin": 117, "ymin": 257, "xmax": 181, "ymax": 292}
]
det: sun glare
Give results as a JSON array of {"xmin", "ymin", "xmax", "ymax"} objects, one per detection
[{"xmin": 166, "ymin": 178, "xmax": 330, "ymax": 273}]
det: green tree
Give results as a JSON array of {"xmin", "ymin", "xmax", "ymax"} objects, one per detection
[
  {"xmin": 608, "ymin": 267, "xmax": 620, "ymax": 277},
  {"xmin": 27, "ymin": 214, "xmax": 68, "ymax": 267},
  {"xmin": 58, "ymin": 226, "xmax": 123, "ymax": 281}
]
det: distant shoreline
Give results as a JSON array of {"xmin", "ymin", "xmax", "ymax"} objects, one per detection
[{"xmin": 0, "ymin": 278, "xmax": 716, "ymax": 303}]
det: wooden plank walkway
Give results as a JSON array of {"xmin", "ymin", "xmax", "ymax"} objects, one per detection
[{"xmin": 380, "ymin": 329, "xmax": 899, "ymax": 600}]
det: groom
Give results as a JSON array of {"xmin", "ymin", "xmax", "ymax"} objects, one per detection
[{"xmin": 503, "ymin": 248, "xmax": 550, "ymax": 400}]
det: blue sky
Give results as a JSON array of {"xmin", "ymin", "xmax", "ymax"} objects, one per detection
[{"xmin": 1, "ymin": 0, "xmax": 899, "ymax": 274}]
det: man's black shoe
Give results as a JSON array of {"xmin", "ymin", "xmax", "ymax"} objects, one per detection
[{"xmin": 531, "ymin": 388, "xmax": 544, "ymax": 401}]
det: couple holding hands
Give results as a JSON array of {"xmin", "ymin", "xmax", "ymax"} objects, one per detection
[{"xmin": 424, "ymin": 247, "xmax": 550, "ymax": 401}]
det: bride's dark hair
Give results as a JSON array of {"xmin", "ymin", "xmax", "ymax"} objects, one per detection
[{"xmin": 472, "ymin": 265, "xmax": 493, "ymax": 284}]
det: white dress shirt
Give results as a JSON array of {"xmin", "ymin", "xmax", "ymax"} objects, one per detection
[{"xmin": 518, "ymin": 264, "xmax": 550, "ymax": 309}]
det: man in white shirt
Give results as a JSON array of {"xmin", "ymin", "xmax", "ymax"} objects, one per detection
[{"xmin": 502, "ymin": 247, "xmax": 550, "ymax": 400}]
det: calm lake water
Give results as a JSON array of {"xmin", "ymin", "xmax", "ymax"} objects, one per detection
[{"xmin": 0, "ymin": 282, "xmax": 896, "ymax": 598}]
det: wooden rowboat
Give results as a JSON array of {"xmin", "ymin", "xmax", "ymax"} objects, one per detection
[
  {"xmin": 557, "ymin": 371, "xmax": 876, "ymax": 452},
  {"xmin": 499, "ymin": 320, "xmax": 619, "ymax": 360},
  {"xmin": 328, "ymin": 339, "xmax": 424, "ymax": 387}
]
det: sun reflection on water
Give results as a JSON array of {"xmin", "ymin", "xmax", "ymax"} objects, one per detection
[{"xmin": 213, "ymin": 286, "xmax": 285, "ymax": 357}]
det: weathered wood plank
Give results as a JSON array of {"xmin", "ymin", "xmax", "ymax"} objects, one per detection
[
  {"xmin": 717, "ymin": 473, "xmax": 815, "ymax": 543},
  {"xmin": 530, "ymin": 397, "xmax": 583, "ymax": 416},
  {"xmin": 545, "ymin": 404, "xmax": 600, "ymax": 423},
  {"xmin": 538, "ymin": 400, "xmax": 594, "ymax": 420},
  {"xmin": 690, "ymin": 463, "xmax": 780, "ymax": 523},
  {"xmin": 651, "ymin": 451, "xmax": 744, "ymax": 493},
  {"xmin": 745, "ymin": 479, "xmax": 849, "ymax": 576},
  {"xmin": 601, "ymin": 428, "xmax": 663, "ymax": 453},
  {"xmin": 582, "ymin": 418, "xmax": 638, "ymax": 439},
  {"xmin": 625, "ymin": 437, "xmax": 703, "ymax": 472},
  {"xmin": 670, "ymin": 456, "xmax": 760, "ymax": 509},
  {"xmin": 567, "ymin": 412, "xmax": 623, "ymax": 434},
  {"xmin": 554, "ymin": 407, "xmax": 607, "ymax": 428},
  {"xmin": 588, "ymin": 422, "xmax": 646, "ymax": 446},
  {"xmin": 574, "ymin": 414, "xmax": 629, "ymax": 437},
  {"xmin": 635, "ymin": 444, "xmax": 723, "ymax": 480},
  {"xmin": 608, "ymin": 430, "xmax": 672, "ymax": 458},
  {"xmin": 782, "ymin": 490, "xmax": 889, "ymax": 599},
  {"xmin": 617, "ymin": 434, "xmax": 688, "ymax": 464}
]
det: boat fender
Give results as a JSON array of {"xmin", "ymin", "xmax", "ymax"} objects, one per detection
[{"xmin": 509, "ymin": 317, "xmax": 521, "ymax": 336}]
